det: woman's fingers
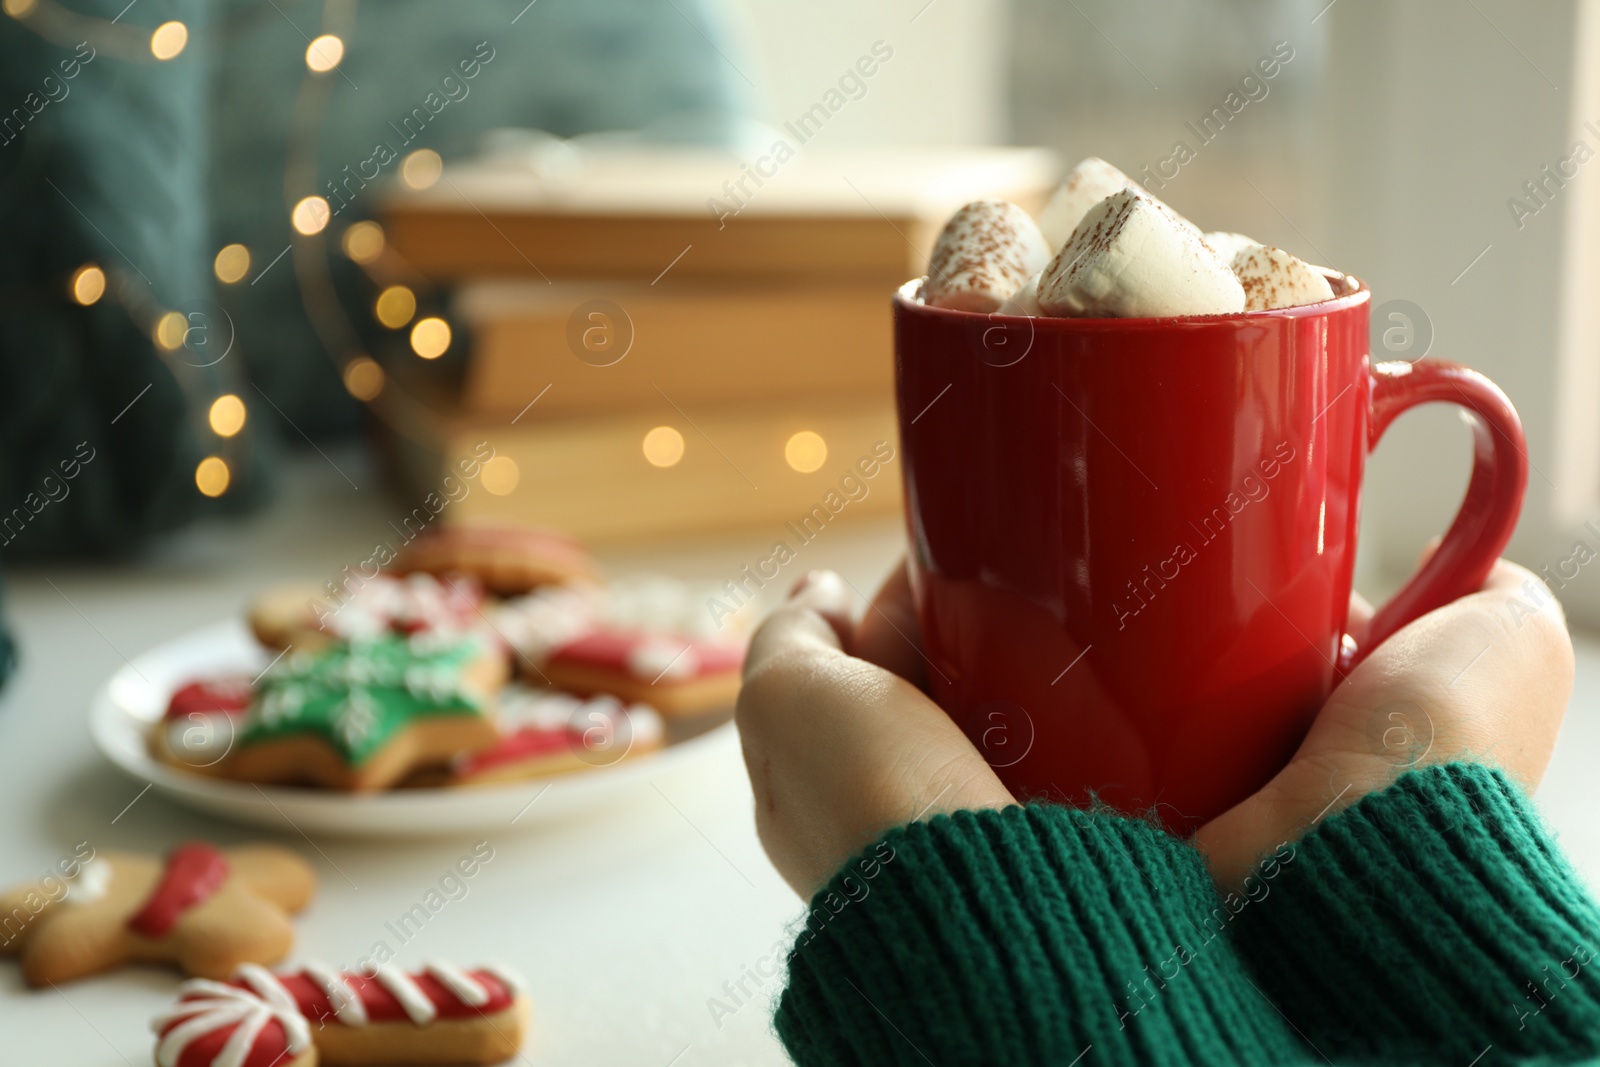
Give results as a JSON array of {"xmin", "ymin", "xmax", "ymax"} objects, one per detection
[
  {"xmin": 745, "ymin": 559, "xmax": 926, "ymax": 685},
  {"xmin": 1368, "ymin": 558, "xmax": 1572, "ymax": 792},
  {"xmin": 1337, "ymin": 559, "xmax": 1569, "ymax": 736},
  {"xmin": 1197, "ymin": 557, "xmax": 1572, "ymax": 892},
  {"xmin": 852, "ymin": 560, "xmax": 929, "ymax": 688},
  {"xmin": 737, "ymin": 568, "xmax": 1013, "ymax": 897}
]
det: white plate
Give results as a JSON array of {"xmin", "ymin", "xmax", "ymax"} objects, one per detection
[{"xmin": 90, "ymin": 619, "xmax": 737, "ymax": 838}]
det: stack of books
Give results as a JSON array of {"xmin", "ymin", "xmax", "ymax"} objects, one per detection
[{"xmin": 376, "ymin": 145, "xmax": 1059, "ymax": 543}]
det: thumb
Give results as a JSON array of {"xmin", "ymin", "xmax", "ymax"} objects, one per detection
[
  {"xmin": 742, "ymin": 571, "xmax": 854, "ymax": 680},
  {"xmin": 736, "ymin": 570, "xmax": 1014, "ymax": 897}
]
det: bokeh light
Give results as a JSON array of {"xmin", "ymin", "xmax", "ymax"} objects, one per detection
[
  {"xmin": 409, "ymin": 317, "xmax": 451, "ymax": 359},
  {"xmin": 342, "ymin": 221, "xmax": 384, "ymax": 263},
  {"xmin": 208, "ymin": 394, "xmax": 246, "ymax": 437},
  {"xmin": 400, "ymin": 149, "xmax": 443, "ymax": 190},
  {"xmin": 195, "ymin": 456, "xmax": 230, "ymax": 497},
  {"xmin": 213, "ymin": 244, "xmax": 250, "ymax": 284},
  {"xmin": 291, "ymin": 196, "xmax": 330, "ymax": 236},
  {"xmin": 343, "ymin": 357, "xmax": 385, "ymax": 400},
  {"xmin": 642, "ymin": 426, "xmax": 685, "ymax": 468},
  {"xmin": 480, "ymin": 455, "xmax": 520, "ymax": 495},
  {"xmin": 305, "ymin": 34, "xmax": 345, "ymax": 73},
  {"xmin": 374, "ymin": 285, "xmax": 417, "ymax": 329},
  {"xmin": 784, "ymin": 430, "xmax": 828, "ymax": 473},
  {"xmin": 150, "ymin": 21, "xmax": 187, "ymax": 60},
  {"xmin": 69, "ymin": 264, "xmax": 105, "ymax": 306},
  {"xmin": 153, "ymin": 310, "xmax": 187, "ymax": 351}
]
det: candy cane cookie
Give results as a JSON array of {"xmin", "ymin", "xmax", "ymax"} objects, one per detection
[
  {"xmin": 1, "ymin": 843, "xmax": 315, "ymax": 986},
  {"xmin": 152, "ymin": 978, "xmax": 315, "ymax": 1067},
  {"xmin": 152, "ymin": 961, "xmax": 531, "ymax": 1066}
]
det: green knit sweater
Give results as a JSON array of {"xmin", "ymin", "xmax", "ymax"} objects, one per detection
[{"xmin": 777, "ymin": 764, "xmax": 1600, "ymax": 1065}]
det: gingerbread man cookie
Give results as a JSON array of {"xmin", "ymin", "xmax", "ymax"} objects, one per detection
[
  {"xmin": 222, "ymin": 634, "xmax": 502, "ymax": 792},
  {"xmin": 394, "ymin": 522, "xmax": 599, "ymax": 596},
  {"xmin": 0, "ymin": 843, "xmax": 315, "ymax": 986},
  {"xmin": 153, "ymin": 961, "xmax": 530, "ymax": 1066}
]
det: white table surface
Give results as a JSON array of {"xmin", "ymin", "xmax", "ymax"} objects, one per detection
[{"xmin": 3, "ymin": 449, "xmax": 1598, "ymax": 1066}]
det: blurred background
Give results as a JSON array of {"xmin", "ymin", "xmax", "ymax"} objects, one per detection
[{"xmin": 2, "ymin": 0, "xmax": 1597, "ymax": 1062}]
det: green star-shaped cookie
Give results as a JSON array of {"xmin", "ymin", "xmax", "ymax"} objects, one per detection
[{"xmin": 243, "ymin": 634, "xmax": 488, "ymax": 765}]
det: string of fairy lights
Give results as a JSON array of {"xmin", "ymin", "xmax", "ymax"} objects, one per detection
[
  {"xmin": 4, "ymin": 0, "xmax": 463, "ymax": 501},
  {"xmin": 8, "ymin": 0, "xmax": 843, "ymax": 507}
]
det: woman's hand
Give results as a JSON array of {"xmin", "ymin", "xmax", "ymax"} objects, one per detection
[
  {"xmin": 737, "ymin": 556, "xmax": 1574, "ymax": 901},
  {"xmin": 736, "ymin": 568, "xmax": 1015, "ymax": 899},
  {"xmin": 1194, "ymin": 557, "xmax": 1574, "ymax": 889}
]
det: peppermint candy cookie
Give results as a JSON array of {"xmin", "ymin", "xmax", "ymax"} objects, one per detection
[
  {"xmin": 0, "ymin": 843, "xmax": 314, "ymax": 986},
  {"xmin": 394, "ymin": 522, "xmax": 599, "ymax": 596},
  {"xmin": 153, "ymin": 961, "xmax": 531, "ymax": 1066},
  {"xmin": 223, "ymin": 635, "xmax": 502, "ymax": 792}
]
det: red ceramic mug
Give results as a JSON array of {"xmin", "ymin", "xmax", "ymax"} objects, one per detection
[{"xmin": 894, "ymin": 274, "xmax": 1527, "ymax": 831}]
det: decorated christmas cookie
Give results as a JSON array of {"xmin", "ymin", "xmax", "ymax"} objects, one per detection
[
  {"xmin": 604, "ymin": 574, "xmax": 757, "ymax": 638},
  {"xmin": 540, "ymin": 629, "xmax": 745, "ymax": 717},
  {"xmin": 168, "ymin": 677, "xmax": 256, "ymax": 718},
  {"xmin": 394, "ymin": 522, "xmax": 599, "ymax": 596},
  {"xmin": 224, "ymin": 635, "xmax": 502, "ymax": 792},
  {"xmin": 248, "ymin": 573, "xmax": 490, "ymax": 653},
  {"xmin": 153, "ymin": 961, "xmax": 531, "ymax": 1066},
  {"xmin": 487, "ymin": 583, "xmax": 600, "ymax": 667},
  {"xmin": 152, "ymin": 976, "xmax": 315, "ymax": 1067},
  {"xmin": 495, "ymin": 583, "xmax": 746, "ymax": 716},
  {"xmin": 152, "ymin": 675, "xmax": 255, "ymax": 772},
  {"xmin": 247, "ymin": 581, "xmax": 327, "ymax": 651},
  {"xmin": 448, "ymin": 688, "xmax": 665, "ymax": 786},
  {"xmin": 0, "ymin": 843, "xmax": 315, "ymax": 986}
]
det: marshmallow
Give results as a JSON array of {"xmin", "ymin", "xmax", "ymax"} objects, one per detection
[
  {"xmin": 1231, "ymin": 244, "xmax": 1335, "ymax": 311},
  {"xmin": 996, "ymin": 269, "xmax": 1043, "ymax": 316},
  {"xmin": 1037, "ymin": 188, "xmax": 1245, "ymax": 318},
  {"xmin": 1202, "ymin": 231, "xmax": 1261, "ymax": 264},
  {"xmin": 924, "ymin": 200, "xmax": 1052, "ymax": 313},
  {"xmin": 1037, "ymin": 157, "xmax": 1134, "ymax": 249}
]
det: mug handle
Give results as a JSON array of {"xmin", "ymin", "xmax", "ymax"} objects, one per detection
[{"xmin": 1338, "ymin": 359, "xmax": 1529, "ymax": 676}]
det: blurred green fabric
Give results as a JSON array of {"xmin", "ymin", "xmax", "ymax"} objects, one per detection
[
  {"xmin": 0, "ymin": 0, "xmax": 228, "ymax": 559},
  {"xmin": 0, "ymin": 0, "xmax": 752, "ymax": 689}
]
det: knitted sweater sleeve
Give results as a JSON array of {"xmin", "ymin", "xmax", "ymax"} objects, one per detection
[
  {"xmin": 775, "ymin": 763, "xmax": 1600, "ymax": 1067},
  {"xmin": 1230, "ymin": 762, "xmax": 1600, "ymax": 1065},
  {"xmin": 774, "ymin": 804, "xmax": 1310, "ymax": 1066}
]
